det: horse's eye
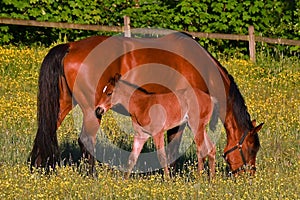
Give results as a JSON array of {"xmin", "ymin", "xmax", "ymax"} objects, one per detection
[{"xmin": 107, "ymin": 92, "xmax": 112, "ymax": 96}]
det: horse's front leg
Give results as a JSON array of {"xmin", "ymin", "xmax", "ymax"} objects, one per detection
[
  {"xmin": 192, "ymin": 125, "xmax": 206, "ymax": 175},
  {"xmin": 78, "ymin": 112, "xmax": 100, "ymax": 176},
  {"xmin": 203, "ymin": 130, "xmax": 216, "ymax": 178},
  {"xmin": 125, "ymin": 134, "xmax": 149, "ymax": 179},
  {"xmin": 207, "ymin": 145, "xmax": 216, "ymax": 178},
  {"xmin": 194, "ymin": 128, "xmax": 216, "ymax": 178},
  {"xmin": 153, "ymin": 131, "xmax": 170, "ymax": 179}
]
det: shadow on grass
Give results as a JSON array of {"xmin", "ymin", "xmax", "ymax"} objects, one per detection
[{"xmin": 60, "ymin": 139, "xmax": 228, "ymax": 178}]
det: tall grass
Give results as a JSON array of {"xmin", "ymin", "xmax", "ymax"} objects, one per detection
[{"xmin": 0, "ymin": 46, "xmax": 299, "ymax": 199}]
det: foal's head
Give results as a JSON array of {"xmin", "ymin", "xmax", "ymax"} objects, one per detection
[{"xmin": 95, "ymin": 73, "xmax": 121, "ymax": 118}]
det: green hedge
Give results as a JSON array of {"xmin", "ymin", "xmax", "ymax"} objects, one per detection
[{"xmin": 1, "ymin": 0, "xmax": 299, "ymax": 57}]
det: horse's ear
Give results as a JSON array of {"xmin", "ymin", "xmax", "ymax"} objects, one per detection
[
  {"xmin": 252, "ymin": 122, "xmax": 264, "ymax": 134},
  {"xmin": 251, "ymin": 119, "xmax": 257, "ymax": 127}
]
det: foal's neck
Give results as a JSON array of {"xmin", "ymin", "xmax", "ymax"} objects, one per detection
[{"xmin": 116, "ymin": 80, "xmax": 149, "ymax": 107}]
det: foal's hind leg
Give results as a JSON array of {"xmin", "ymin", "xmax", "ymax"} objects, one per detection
[
  {"xmin": 153, "ymin": 131, "xmax": 170, "ymax": 179},
  {"xmin": 125, "ymin": 134, "xmax": 149, "ymax": 179}
]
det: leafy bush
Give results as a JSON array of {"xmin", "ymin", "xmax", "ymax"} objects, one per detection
[{"xmin": 0, "ymin": 0, "xmax": 299, "ymax": 56}]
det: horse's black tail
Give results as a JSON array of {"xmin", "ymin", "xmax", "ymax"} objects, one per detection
[
  {"xmin": 209, "ymin": 97, "xmax": 219, "ymax": 132},
  {"xmin": 30, "ymin": 43, "xmax": 69, "ymax": 171}
]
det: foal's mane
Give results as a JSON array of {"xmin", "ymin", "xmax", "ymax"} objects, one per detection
[
  {"xmin": 118, "ymin": 79, "xmax": 154, "ymax": 95},
  {"xmin": 180, "ymin": 32, "xmax": 254, "ymax": 131}
]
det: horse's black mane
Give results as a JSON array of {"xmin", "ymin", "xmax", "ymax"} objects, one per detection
[
  {"xmin": 228, "ymin": 74, "xmax": 254, "ymax": 131},
  {"xmin": 180, "ymin": 31, "xmax": 254, "ymax": 131}
]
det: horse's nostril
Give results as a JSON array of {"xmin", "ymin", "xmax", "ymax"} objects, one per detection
[{"xmin": 95, "ymin": 107, "xmax": 104, "ymax": 118}]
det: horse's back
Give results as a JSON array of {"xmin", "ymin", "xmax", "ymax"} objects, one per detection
[{"xmin": 62, "ymin": 36, "xmax": 110, "ymax": 91}]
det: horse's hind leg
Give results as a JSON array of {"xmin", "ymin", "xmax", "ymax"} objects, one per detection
[
  {"xmin": 153, "ymin": 131, "xmax": 170, "ymax": 179},
  {"xmin": 57, "ymin": 76, "xmax": 74, "ymax": 127},
  {"xmin": 125, "ymin": 134, "xmax": 149, "ymax": 179}
]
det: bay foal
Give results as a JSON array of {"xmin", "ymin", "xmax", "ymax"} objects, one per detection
[{"xmin": 96, "ymin": 74, "xmax": 217, "ymax": 179}]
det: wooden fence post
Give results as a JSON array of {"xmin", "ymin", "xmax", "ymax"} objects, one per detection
[
  {"xmin": 124, "ymin": 16, "xmax": 131, "ymax": 37},
  {"xmin": 248, "ymin": 26, "xmax": 256, "ymax": 63}
]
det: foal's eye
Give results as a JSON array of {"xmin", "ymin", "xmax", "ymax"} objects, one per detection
[{"xmin": 107, "ymin": 92, "xmax": 112, "ymax": 96}]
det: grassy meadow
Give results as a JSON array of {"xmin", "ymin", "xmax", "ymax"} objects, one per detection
[{"xmin": 0, "ymin": 45, "xmax": 299, "ymax": 199}]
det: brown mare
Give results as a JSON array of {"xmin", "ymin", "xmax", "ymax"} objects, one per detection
[
  {"xmin": 95, "ymin": 73, "xmax": 217, "ymax": 178},
  {"xmin": 30, "ymin": 31, "xmax": 263, "ymax": 175}
]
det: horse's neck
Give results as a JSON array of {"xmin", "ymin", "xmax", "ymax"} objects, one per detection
[
  {"xmin": 212, "ymin": 62, "xmax": 239, "ymax": 139},
  {"xmin": 223, "ymin": 97, "xmax": 252, "ymax": 144},
  {"xmin": 224, "ymin": 110, "xmax": 241, "ymax": 142}
]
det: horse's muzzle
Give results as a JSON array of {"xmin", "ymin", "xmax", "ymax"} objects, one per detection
[{"xmin": 95, "ymin": 107, "xmax": 104, "ymax": 119}]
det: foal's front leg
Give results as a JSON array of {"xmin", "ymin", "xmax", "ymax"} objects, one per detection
[
  {"xmin": 153, "ymin": 131, "xmax": 170, "ymax": 179},
  {"xmin": 125, "ymin": 134, "xmax": 149, "ymax": 179}
]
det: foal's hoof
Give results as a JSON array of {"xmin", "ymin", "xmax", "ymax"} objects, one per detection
[
  {"xmin": 123, "ymin": 172, "xmax": 131, "ymax": 180},
  {"xmin": 163, "ymin": 174, "xmax": 171, "ymax": 181}
]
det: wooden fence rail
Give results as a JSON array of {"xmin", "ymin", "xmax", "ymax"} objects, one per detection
[
  {"xmin": 0, "ymin": 17, "xmax": 123, "ymax": 32},
  {"xmin": 1, "ymin": 17, "xmax": 299, "ymax": 62}
]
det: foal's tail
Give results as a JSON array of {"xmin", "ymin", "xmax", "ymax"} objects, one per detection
[
  {"xmin": 30, "ymin": 43, "xmax": 69, "ymax": 170},
  {"xmin": 209, "ymin": 97, "xmax": 219, "ymax": 132}
]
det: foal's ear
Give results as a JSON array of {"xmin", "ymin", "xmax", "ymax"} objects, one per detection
[
  {"xmin": 109, "ymin": 73, "xmax": 121, "ymax": 86},
  {"xmin": 114, "ymin": 73, "xmax": 121, "ymax": 82}
]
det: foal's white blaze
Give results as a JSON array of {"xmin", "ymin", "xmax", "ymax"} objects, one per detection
[{"xmin": 102, "ymin": 85, "xmax": 108, "ymax": 93}]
